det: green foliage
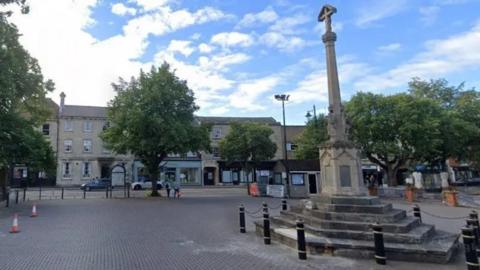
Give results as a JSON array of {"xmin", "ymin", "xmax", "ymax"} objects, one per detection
[
  {"xmin": 0, "ymin": 17, "xmax": 55, "ymax": 181},
  {"xmin": 219, "ymin": 122, "xmax": 277, "ymax": 174},
  {"xmin": 345, "ymin": 92, "xmax": 443, "ymax": 185},
  {"xmin": 294, "ymin": 115, "xmax": 328, "ymax": 160},
  {"xmin": 101, "ymin": 63, "xmax": 210, "ymax": 196}
]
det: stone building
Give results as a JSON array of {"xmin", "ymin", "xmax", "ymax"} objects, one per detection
[{"xmin": 43, "ymin": 93, "xmax": 306, "ymax": 187}]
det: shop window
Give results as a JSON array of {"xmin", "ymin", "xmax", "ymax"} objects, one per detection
[
  {"xmin": 42, "ymin": 124, "xmax": 50, "ymax": 135},
  {"xmin": 291, "ymin": 173, "xmax": 305, "ymax": 185},
  {"xmin": 273, "ymin": 173, "xmax": 283, "ymax": 185},
  {"xmin": 222, "ymin": 170, "xmax": 232, "ymax": 183},
  {"xmin": 179, "ymin": 167, "xmax": 199, "ymax": 184},
  {"xmin": 165, "ymin": 168, "xmax": 176, "ymax": 182}
]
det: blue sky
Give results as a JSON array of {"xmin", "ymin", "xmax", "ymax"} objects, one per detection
[{"xmin": 7, "ymin": 0, "xmax": 480, "ymax": 124}]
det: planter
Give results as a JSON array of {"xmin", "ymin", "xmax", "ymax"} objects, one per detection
[
  {"xmin": 405, "ymin": 188, "xmax": 415, "ymax": 203},
  {"xmin": 368, "ymin": 187, "xmax": 378, "ymax": 196},
  {"xmin": 443, "ymin": 190, "xmax": 458, "ymax": 207}
]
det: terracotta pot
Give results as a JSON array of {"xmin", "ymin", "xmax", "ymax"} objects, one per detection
[
  {"xmin": 444, "ymin": 191, "xmax": 458, "ymax": 207},
  {"xmin": 368, "ymin": 187, "xmax": 378, "ymax": 196},
  {"xmin": 405, "ymin": 188, "xmax": 415, "ymax": 202}
]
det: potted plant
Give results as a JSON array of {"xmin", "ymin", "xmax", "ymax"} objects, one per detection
[
  {"xmin": 405, "ymin": 184, "xmax": 415, "ymax": 203},
  {"xmin": 443, "ymin": 186, "xmax": 458, "ymax": 207}
]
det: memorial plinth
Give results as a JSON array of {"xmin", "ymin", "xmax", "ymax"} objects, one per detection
[{"xmin": 255, "ymin": 4, "xmax": 459, "ymax": 263}]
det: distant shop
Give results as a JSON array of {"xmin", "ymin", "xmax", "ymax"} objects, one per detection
[{"xmin": 133, "ymin": 159, "xmax": 202, "ymax": 186}]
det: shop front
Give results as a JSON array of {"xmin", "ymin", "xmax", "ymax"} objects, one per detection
[{"xmin": 133, "ymin": 159, "xmax": 202, "ymax": 186}]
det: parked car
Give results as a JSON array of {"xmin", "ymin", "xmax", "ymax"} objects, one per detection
[
  {"xmin": 80, "ymin": 178, "xmax": 111, "ymax": 191},
  {"xmin": 131, "ymin": 179, "xmax": 163, "ymax": 190}
]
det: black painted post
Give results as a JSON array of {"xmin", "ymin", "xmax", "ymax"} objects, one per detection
[
  {"xmin": 469, "ymin": 211, "xmax": 480, "ymax": 257},
  {"xmin": 39, "ymin": 185, "xmax": 42, "ymax": 200},
  {"xmin": 239, "ymin": 204, "xmax": 246, "ymax": 233},
  {"xmin": 413, "ymin": 204, "xmax": 422, "ymax": 223},
  {"xmin": 124, "ymin": 183, "xmax": 127, "ymax": 198},
  {"xmin": 105, "ymin": 187, "xmax": 109, "ymax": 198},
  {"xmin": 282, "ymin": 199, "xmax": 287, "ymax": 211},
  {"xmin": 15, "ymin": 190, "xmax": 18, "ymax": 204},
  {"xmin": 263, "ymin": 202, "xmax": 271, "ymax": 245},
  {"xmin": 5, "ymin": 191, "xmax": 9, "ymax": 208},
  {"xmin": 127, "ymin": 184, "xmax": 130, "ymax": 198},
  {"xmin": 296, "ymin": 219, "xmax": 307, "ymax": 260},
  {"xmin": 23, "ymin": 187, "xmax": 26, "ymax": 202},
  {"xmin": 61, "ymin": 188, "xmax": 64, "ymax": 200},
  {"xmin": 462, "ymin": 226, "xmax": 480, "ymax": 270},
  {"xmin": 109, "ymin": 186, "xmax": 113, "ymax": 198},
  {"xmin": 83, "ymin": 188, "xmax": 86, "ymax": 199},
  {"xmin": 372, "ymin": 223, "xmax": 386, "ymax": 265}
]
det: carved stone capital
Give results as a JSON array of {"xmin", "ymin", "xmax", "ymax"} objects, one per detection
[{"xmin": 322, "ymin": 32, "xmax": 337, "ymax": 43}]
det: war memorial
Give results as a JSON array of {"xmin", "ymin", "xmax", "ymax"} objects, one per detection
[{"xmin": 255, "ymin": 5, "xmax": 460, "ymax": 263}]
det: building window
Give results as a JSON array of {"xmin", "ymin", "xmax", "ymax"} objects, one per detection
[
  {"xmin": 83, "ymin": 121, "xmax": 93, "ymax": 132},
  {"xmin": 42, "ymin": 124, "xmax": 50, "ymax": 135},
  {"xmin": 179, "ymin": 167, "xmax": 200, "ymax": 184},
  {"xmin": 83, "ymin": 162, "xmax": 91, "ymax": 177},
  {"xmin": 273, "ymin": 173, "xmax": 283, "ymax": 185},
  {"xmin": 103, "ymin": 122, "xmax": 109, "ymax": 131},
  {"xmin": 212, "ymin": 127, "xmax": 222, "ymax": 140},
  {"xmin": 291, "ymin": 173, "xmax": 305, "ymax": 185},
  {"xmin": 64, "ymin": 140, "xmax": 73, "ymax": 153},
  {"xmin": 83, "ymin": 139, "xmax": 92, "ymax": 152},
  {"xmin": 286, "ymin": 142, "xmax": 298, "ymax": 151},
  {"xmin": 63, "ymin": 162, "xmax": 71, "ymax": 178},
  {"xmin": 212, "ymin": 147, "xmax": 220, "ymax": 158},
  {"xmin": 64, "ymin": 120, "xmax": 73, "ymax": 131}
]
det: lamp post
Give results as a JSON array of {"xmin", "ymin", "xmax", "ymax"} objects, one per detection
[{"xmin": 274, "ymin": 94, "xmax": 290, "ymax": 198}]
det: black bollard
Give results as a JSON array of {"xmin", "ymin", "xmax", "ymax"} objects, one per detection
[
  {"xmin": 83, "ymin": 188, "xmax": 86, "ymax": 199},
  {"xmin": 15, "ymin": 190, "xmax": 19, "ymax": 204},
  {"xmin": 39, "ymin": 185, "xmax": 42, "ymax": 200},
  {"xmin": 127, "ymin": 184, "xmax": 130, "ymax": 198},
  {"xmin": 372, "ymin": 223, "xmax": 386, "ymax": 265},
  {"xmin": 5, "ymin": 191, "xmax": 9, "ymax": 208},
  {"xmin": 469, "ymin": 211, "xmax": 480, "ymax": 257},
  {"xmin": 105, "ymin": 187, "xmax": 109, "ymax": 198},
  {"xmin": 23, "ymin": 187, "xmax": 26, "ymax": 202},
  {"xmin": 282, "ymin": 199, "xmax": 287, "ymax": 211},
  {"xmin": 239, "ymin": 204, "xmax": 246, "ymax": 233},
  {"xmin": 61, "ymin": 188, "xmax": 64, "ymax": 200},
  {"xmin": 296, "ymin": 219, "xmax": 307, "ymax": 260},
  {"xmin": 462, "ymin": 226, "xmax": 480, "ymax": 270},
  {"xmin": 263, "ymin": 202, "xmax": 271, "ymax": 245},
  {"xmin": 124, "ymin": 183, "xmax": 127, "ymax": 198},
  {"xmin": 109, "ymin": 186, "xmax": 113, "ymax": 198},
  {"xmin": 413, "ymin": 204, "xmax": 422, "ymax": 223}
]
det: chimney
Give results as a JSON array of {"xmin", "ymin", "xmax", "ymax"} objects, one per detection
[{"xmin": 59, "ymin": 92, "xmax": 66, "ymax": 114}]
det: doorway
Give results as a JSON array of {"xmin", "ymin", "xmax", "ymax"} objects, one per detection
[
  {"xmin": 101, "ymin": 165, "xmax": 110, "ymax": 179},
  {"xmin": 203, "ymin": 167, "xmax": 215, "ymax": 186},
  {"xmin": 308, "ymin": 174, "xmax": 317, "ymax": 194}
]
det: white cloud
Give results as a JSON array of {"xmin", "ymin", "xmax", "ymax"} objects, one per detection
[
  {"xmin": 355, "ymin": 22, "xmax": 480, "ymax": 91},
  {"xmin": 210, "ymin": 32, "xmax": 254, "ymax": 48},
  {"xmin": 377, "ymin": 43, "xmax": 402, "ymax": 53},
  {"xmin": 198, "ymin": 43, "xmax": 214, "ymax": 54},
  {"xmin": 355, "ymin": 0, "xmax": 407, "ymax": 27},
  {"xmin": 236, "ymin": 6, "xmax": 278, "ymax": 29},
  {"xmin": 7, "ymin": 0, "xmax": 230, "ymax": 108},
  {"xmin": 111, "ymin": 3, "xmax": 137, "ymax": 16},
  {"xmin": 269, "ymin": 14, "xmax": 309, "ymax": 35},
  {"xmin": 259, "ymin": 32, "xmax": 306, "ymax": 52},
  {"xmin": 167, "ymin": 40, "xmax": 195, "ymax": 56},
  {"xmin": 131, "ymin": 0, "xmax": 170, "ymax": 11},
  {"xmin": 229, "ymin": 76, "xmax": 281, "ymax": 111}
]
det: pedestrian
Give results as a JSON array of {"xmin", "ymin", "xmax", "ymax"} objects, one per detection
[
  {"xmin": 174, "ymin": 181, "xmax": 180, "ymax": 199},
  {"xmin": 165, "ymin": 181, "xmax": 171, "ymax": 198}
]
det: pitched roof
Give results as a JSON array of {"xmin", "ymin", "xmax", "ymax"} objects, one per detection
[
  {"xmin": 196, "ymin": 116, "xmax": 280, "ymax": 125},
  {"xmin": 62, "ymin": 105, "xmax": 107, "ymax": 118}
]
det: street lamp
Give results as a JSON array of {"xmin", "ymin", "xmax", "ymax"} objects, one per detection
[
  {"xmin": 274, "ymin": 94, "xmax": 290, "ymax": 198},
  {"xmin": 305, "ymin": 105, "xmax": 317, "ymax": 127}
]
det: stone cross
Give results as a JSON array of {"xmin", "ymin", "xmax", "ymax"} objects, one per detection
[{"xmin": 318, "ymin": 4, "xmax": 337, "ymax": 33}]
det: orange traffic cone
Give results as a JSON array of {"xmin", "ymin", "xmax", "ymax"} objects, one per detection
[
  {"xmin": 10, "ymin": 214, "xmax": 20, "ymax": 233},
  {"xmin": 31, "ymin": 204, "xmax": 38, "ymax": 217}
]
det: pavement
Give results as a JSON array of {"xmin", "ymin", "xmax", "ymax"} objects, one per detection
[{"xmin": 0, "ymin": 188, "xmax": 477, "ymax": 270}]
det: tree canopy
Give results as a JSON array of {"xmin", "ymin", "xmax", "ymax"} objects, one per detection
[
  {"xmin": 101, "ymin": 63, "xmax": 210, "ymax": 196},
  {"xmin": 294, "ymin": 114, "xmax": 328, "ymax": 160},
  {"xmin": 219, "ymin": 122, "xmax": 277, "ymax": 182}
]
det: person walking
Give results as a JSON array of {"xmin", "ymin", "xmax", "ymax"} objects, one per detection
[
  {"xmin": 174, "ymin": 181, "xmax": 181, "ymax": 199},
  {"xmin": 165, "ymin": 180, "xmax": 171, "ymax": 198}
]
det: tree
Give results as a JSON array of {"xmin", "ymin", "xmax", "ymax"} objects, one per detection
[
  {"xmin": 345, "ymin": 92, "xmax": 443, "ymax": 186},
  {"xmin": 0, "ymin": 10, "xmax": 55, "ymax": 197},
  {"xmin": 294, "ymin": 114, "xmax": 328, "ymax": 160},
  {"xmin": 219, "ymin": 122, "xmax": 277, "ymax": 185},
  {"xmin": 101, "ymin": 63, "xmax": 210, "ymax": 196}
]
